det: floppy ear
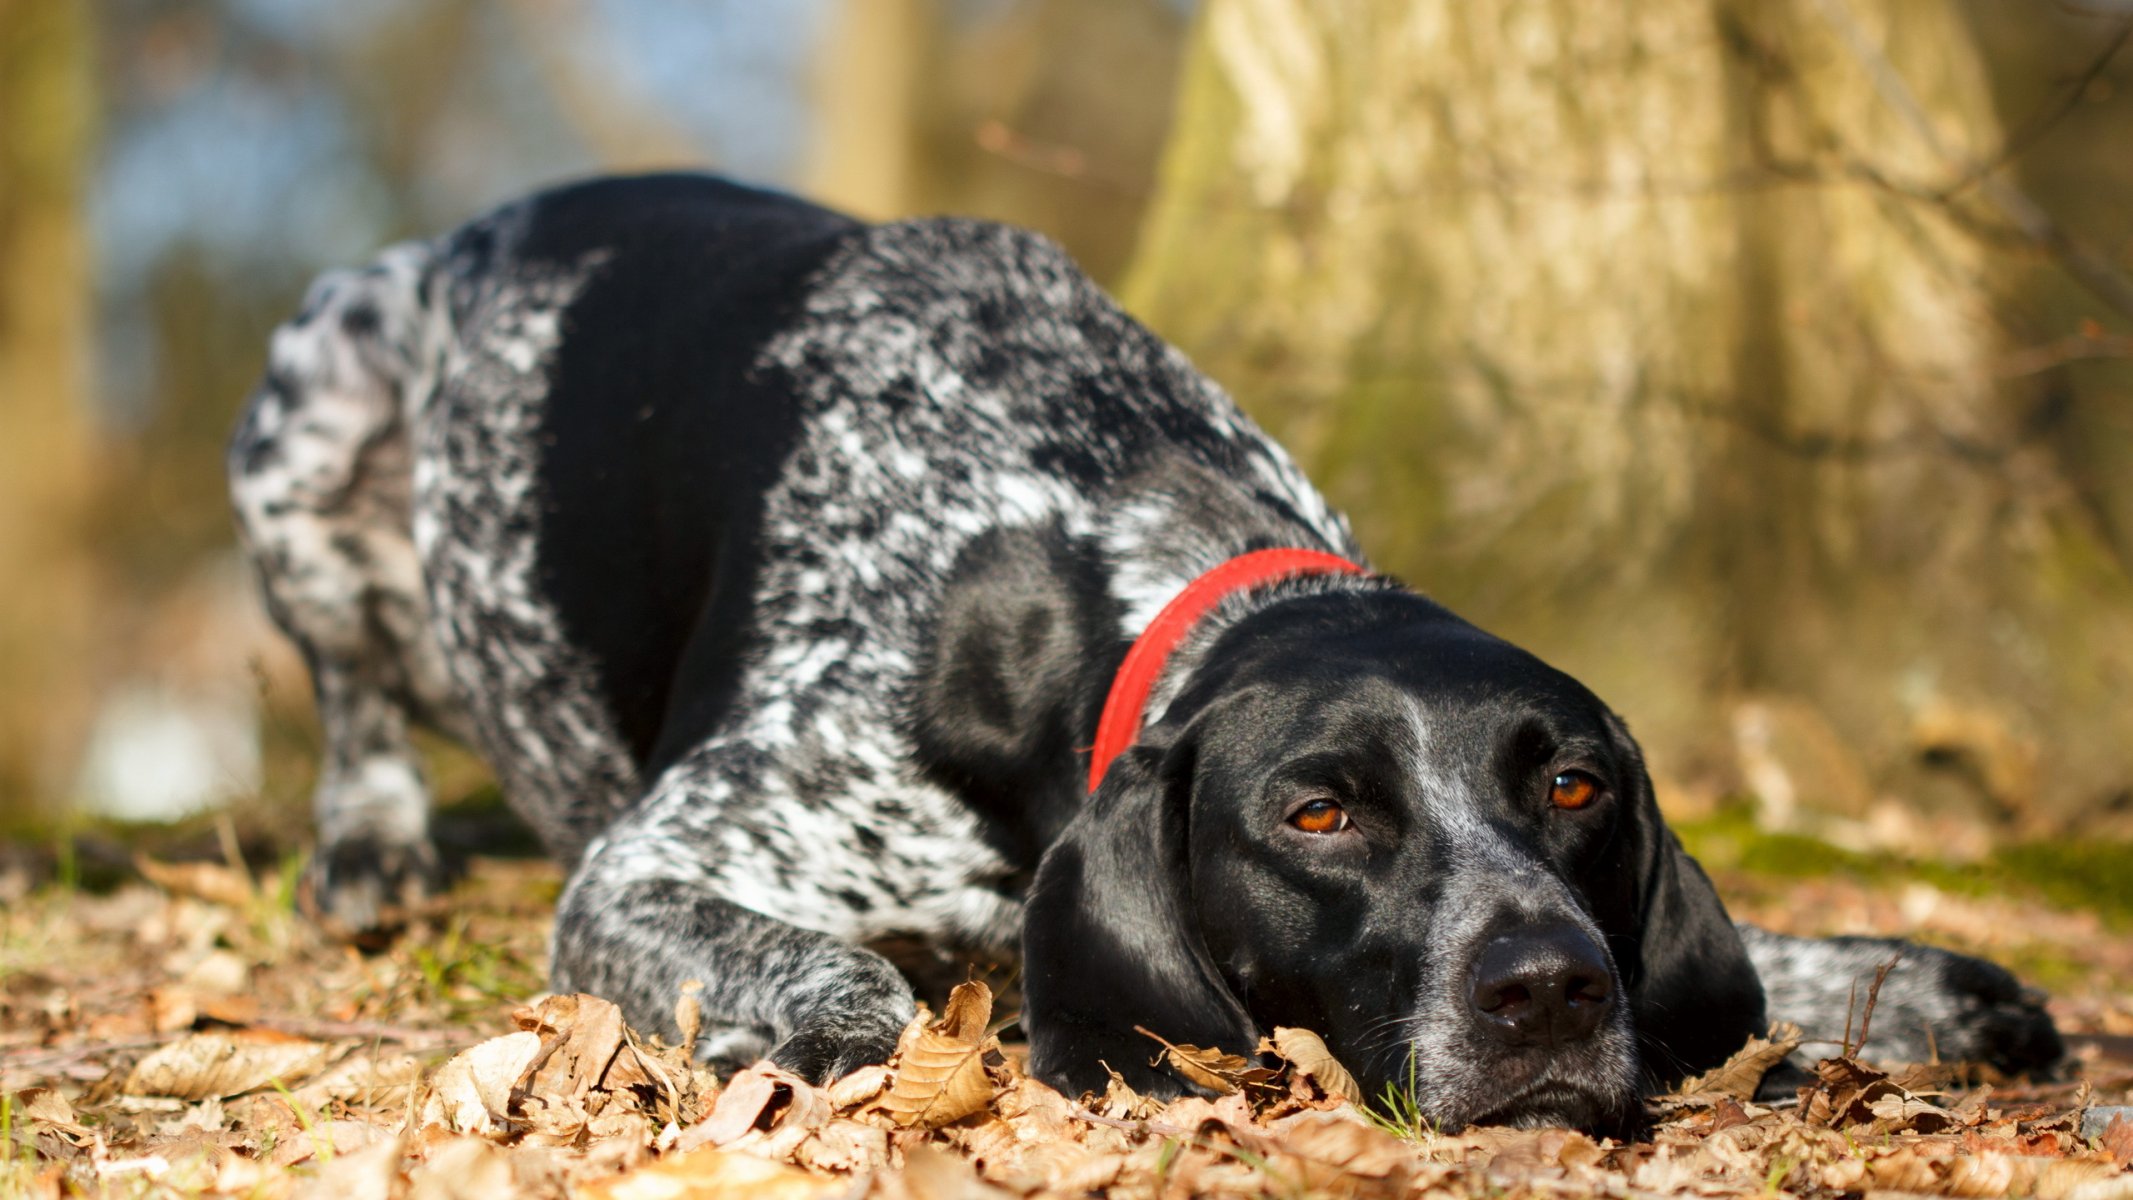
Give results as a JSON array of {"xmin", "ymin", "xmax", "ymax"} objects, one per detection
[
  {"xmin": 1021, "ymin": 729, "xmax": 1257, "ymax": 1099},
  {"xmin": 1597, "ymin": 733, "xmax": 1768, "ymax": 1082}
]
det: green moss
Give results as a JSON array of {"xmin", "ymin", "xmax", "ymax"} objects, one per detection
[
  {"xmin": 1673, "ymin": 806, "xmax": 2133, "ymax": 928},
  {"xmin": 1991, "ymin": 841, "xmax": 2133, "ymax": 924}
]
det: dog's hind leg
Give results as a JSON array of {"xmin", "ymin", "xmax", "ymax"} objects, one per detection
[
  {"xmin": 1736, "ymin": 924, "xmax": 2063, "ymax": 1074},
  {"xmin": 228, "ymin": 244, "xmax": 464, "ymax": 934}
]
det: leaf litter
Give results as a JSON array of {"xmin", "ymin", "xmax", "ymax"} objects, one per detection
[{"xmin": 2, "ymin": 854, "xmax": 2130, "ymax": 1198}]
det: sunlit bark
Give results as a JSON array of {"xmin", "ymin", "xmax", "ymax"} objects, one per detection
[{"xmin": 1126, "ymin": 0, "xmax": 2133, "ymax": 830}]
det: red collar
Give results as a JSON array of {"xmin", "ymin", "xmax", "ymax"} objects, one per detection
[{"xmin": 1086, "ymin": 548, "xmax": 1367, "ymax": 792}]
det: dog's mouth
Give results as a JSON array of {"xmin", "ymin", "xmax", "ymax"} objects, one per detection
[
  {"xmin": 1463, "ymin": 1080, "xmax": 1643, "ymax": 1137},
  {"xmin": 1374, "ymin": 1044, "xmax": 1642, "ymax": 1138}
]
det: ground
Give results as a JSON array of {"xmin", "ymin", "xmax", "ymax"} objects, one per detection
[{"xmin": 2, "ymin": 811, "xmax": 2130, "ymax": 1199}]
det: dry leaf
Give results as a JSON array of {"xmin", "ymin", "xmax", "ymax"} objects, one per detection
[
  {"xmin": 579, "ymin": 1145, "xmax": 843, "ymax": 1200},
  {"xmin": 1266, "ymin": 1110, "xmax": 1418, "ymax": 1190},
  {"xmin": 514, "ymin": 992, "xmax": 649, "ymax": 1103},
  {"xmin": 290, "ymin": 1133, "xmax": 405, "ymax": 1200},
  {"xmin": 2102, "ymin": 1114, "xmax": 2133, "ymax": 1168},
  {"xmin": 1091, "ymin": 1068, "xmax": 1163, "ymax": 1121},
  {"xmin": 267, "ymin": 1119, "xmax": 390, "ymax": 1167},
  {"xmin": 406, "ymin": 1136, "xmax": 516, "ymax": 1200},
  {"xmin": 135, "ymin": 855, "xmax": 255, "ymax": 908},
  {"xmin": 825, "ymin": 1064, "xmax": 891, "ymax": 1111},
  {"xmin": 1942, "ymin": 1152, "xmax": 2027, "ymax": 1199},
  {"xmin": 418, "ymin": 1030, "xmax": 544, "ymax": 1134},
  {"xmin": 1266, "ymin": 1027, "xmax": 1364, "ymax": 1105},
  {"xmin": 124, "ymin": 1029, "xmax": 337, "ymax": 1100},
  {"xmin": 1136, "ymin": 1025, "xmax": 1277, "ymax": 1095},
  {"xmin": 884, "ymin": 1142, "xmax": 1017, "ymax": 1200},
  {"xmin": 1797, "ymin": 1054, "xmax": 1902, "ymax": 1127},
  {"xmin": 791, "ymin": 1116, "xmax": 891, "ymax": 1174},
  {"xmin": 289, "ymin": 1052, "xmax": 423, "ymax": 1110},
  {"xmin": 877, "ymin": 981, "xmax": 999, "ymax": 1129},
  {"xmin": 1675, "ymin": 1023, "xmax": 1801, "ymax": 1101},
  {"xmin": 1866, "ymin": 1090, "xmax": 1958, "ymax": 1133},
  {"xmin": 678, "ymin": 1061, "xmax": 829, "ymax": 1158},
  {"xmin": 2033, "ymin": 1158, "xmax": 2126, "ymax": 1200}
]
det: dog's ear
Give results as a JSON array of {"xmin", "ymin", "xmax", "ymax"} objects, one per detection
[
  {"xmin": 1592, "ymin": 719, "xmax": 1768, "ymax": 1083},
  {"xmin": 1021, "ymin": 727, "xmax": 1257, "ymax": 1099}
]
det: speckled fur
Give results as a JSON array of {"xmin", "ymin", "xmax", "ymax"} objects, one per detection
[
  {"xmin": 230, "ymin": 174, "xmax": 2059, "ymax": 1116},
  {"xmin": 1738, "ymin": 925, "xmax": 2063, "ymax": 1067}
]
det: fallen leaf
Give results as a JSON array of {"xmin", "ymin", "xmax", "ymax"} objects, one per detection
[
  {"xmin": 2034, "ymin": 1158, "xmax": 2125, "ymax": 1200},
  {"xmin": 1090, "ymin": 1068, "xmax": 1163, "ymax": 1121},
  {"xmin": 145, "ymin": 987, "xmax": 198, "ymax": 1033},
  {"xmin": 135, "ymin": 856, "xmax": 255, "ymax": 908},
  {"xmin": 2103, "ymin": 1114, "xmax": 2133, "ymax": 1168},
  {"xmin": 418, "ymin": 1031, "xmax": 544, "ymax": 1135},
  {"xmin": 178, "ymin": 949, "xmax": 253, "ymax": 996},
  {"xmin": 1265, "ymin": 1027, "xmax": 1363, "ymax": 1105},
  {"xmin": 1264, "ymin": 1109, "xmax": 1417, "ymax": 1190},
  {"xmin": 1675, "ymin": 1023, "xmax": 1801, "ymax": 1101},
  {"xmin": 1136, "ymin": 1025, "xmax": 1277, "ymax": 1096},
  {"xmin": 124, "ymin": 1029, "xmax": 338, "ymax": 1101},
  {"xmin": 1866, "ymin": 1090, "xmax": 1958, "ymax": 1134},
  {"xmin": 514, "ymin": 992, "xmax": 654, "ymax": 1105},
  {"xmin": 825, "ymin": 1064, "xmax": 891, "ymax": 1111},
  {"xmin": 884, "ymin": 1142, "xmax": 1016, "ymax": 1200},
  {"xmin": 290, "ymin": 1132, "xmax": 405, "ymax": 1200},
  {"xmin": 1941, "ymin": 1152, "xmax": 2027, "ymax": 1199},
  {"xmin": 267, "ymin": 1119, "xmax": 390, "ymax": 1167},
  {"xmin": 1797, "ymin": 1054, "xmax": 1902, "ymax": 1127},
  {"xmin": 877, "ymin": 981, "xmax": 999, "ymax": 1129},
  {"xmin": 790, "ymin": 1116, "xmax": 890, "ymax": 1173},
  {"xmin": 678, "ymin": 1061, "xmax": 829, "ymax": 1158},
  {"xmin": 289, "ymin": 1052, "xmax": 423, "ymax": 1110},
  {"xmin": 406, "ymin": 1136, "xmax": 516, "ymax": 1200},
  {"xmin": 578, "ymin": 1145, "xmax": 843, "ymax": 1200}
]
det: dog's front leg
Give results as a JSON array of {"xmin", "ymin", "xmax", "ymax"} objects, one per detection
[{"xmin": 552, "ymin": 834, "xmax": 917, "ymax": 1083}]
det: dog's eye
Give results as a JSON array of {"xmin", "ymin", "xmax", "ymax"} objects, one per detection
[
  {"xmin": 1289, "ymin": 798, "xmax": 1350, "ymax": 834},
  {"xmin": 1549, "ymin": 771, "xmax": 1601, "ymax": 810}
]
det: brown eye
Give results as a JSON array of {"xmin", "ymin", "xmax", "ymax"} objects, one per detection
[
  {"xmin": 1550, "ymin": 771, "xmax": 1600, "ymax": 810},
  {"xmin": 1289, "ymin": 798, "xmax": 1350, "ymax": 834}
]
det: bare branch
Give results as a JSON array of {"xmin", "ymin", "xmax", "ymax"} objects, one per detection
[
  {"xmin": 1940, "ymin": 16, "xmax": 2133, "ymax": 200},
  {"xmin": 1812, "ymin": 0, "xmax": 2133, "ymax": 320}
]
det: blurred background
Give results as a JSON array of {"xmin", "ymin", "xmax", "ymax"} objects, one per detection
[{"xmin": 4, "ymin": 0, "xmax": 2133, "ymax": 890}]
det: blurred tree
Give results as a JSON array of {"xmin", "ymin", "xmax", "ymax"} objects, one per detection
[
  {"xmin": 0, "ymin": 0, "xmax": 100, "ymax": 815},
  {"xmin": 1126, "ymin": 0, "xmax": 2133, "ymax": 833},
  {"xmin": 806, "ymin": 0, "xmax": 1185, "ymax": 283}
]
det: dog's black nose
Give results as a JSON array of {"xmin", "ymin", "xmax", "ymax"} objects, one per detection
[{"xmin": 1468, "ymin": 925, "xmax": 1615, "ymax": 1047}]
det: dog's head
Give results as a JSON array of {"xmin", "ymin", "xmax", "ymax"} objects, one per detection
[{"xmin": 1022, "ymin": 586, "xmax": 1764, "ymax": 1134}]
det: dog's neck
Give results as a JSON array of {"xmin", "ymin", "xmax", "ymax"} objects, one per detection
[
  {"xmin": 1086, "ymin": 459, "xmax": 1374, "ymax": 740},
  {"xmin": 1086, "ymin": 549, "xmax": 1367, "ymax": 791}
]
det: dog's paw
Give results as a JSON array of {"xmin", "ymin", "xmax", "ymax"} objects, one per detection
[
  {"xmin": 301, "ymin": 833, "xmax": 446, "ymax": 941},
  {"xmin": 1901, "ymin": 948, "xmax": 2064, "ymax": 1076},
  {"xmin": 768, "ymin": 1017, "xmax": 907, "ymax": 1085}
]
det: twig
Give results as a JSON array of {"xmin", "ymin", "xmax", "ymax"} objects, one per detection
[
  {"xmin": 1939, "ymin": 16, "xmax": 2133, "ymax": 201},
  {"xmin": 1, "ymin": 1018, "xmax": 457, "ymax": 1083},
  {"xmin": 1812, "ymin": 0, "xmax": 2133, "ymax": 320},
  {"xmin": 1853, "ymin": 955, "xmax": 1902, "ymax": 1058},
  {"xmin": 1996, "ymin": 331, "xmax": 2133, "ymax": 377},
  {"xmin": 1069, "ymin": 1105, "xmax": 1195, "ymax": 1139},
  {"xmin": 247, "ymin": 1017, "xmax": 459, "ymax": 1047},
  {"xmin": 0, "ymin": 1036, "xmax": 166, "ymax": 1076}
]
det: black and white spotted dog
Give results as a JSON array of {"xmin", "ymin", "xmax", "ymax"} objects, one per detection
[{"xmin": 229, "ymin": 174, "xmax": 2060, "ymax": 1133}]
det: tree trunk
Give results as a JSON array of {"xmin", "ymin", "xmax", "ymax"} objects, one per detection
[
  {"xmin": 0, "ymin": 0, "xmax": 99, "ymax": 816},
  {"xmin": 1124, "ymin": 0, "xmax": 2133, "ymax": 833}
]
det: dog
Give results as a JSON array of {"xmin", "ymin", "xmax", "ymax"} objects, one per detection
[{"xmin": 228, "ymin": 173, "xmax": 2062, "ymax": 1133}]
